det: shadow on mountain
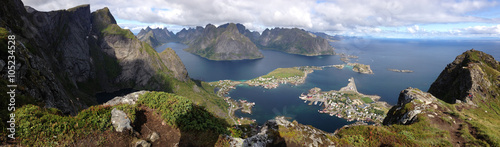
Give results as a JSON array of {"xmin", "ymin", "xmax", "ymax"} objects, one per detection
[{"xmin": 176, "ymin": 105, "xmax": 229, "ymax": 146}]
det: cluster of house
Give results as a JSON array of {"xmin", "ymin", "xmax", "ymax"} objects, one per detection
[
  {"xmin": 300, "ymin": 90, "xmax": 385, "ymax": 123},
  {"xmin": 247, "ymin": 76, "xmax": 304, "ymax": 89}
]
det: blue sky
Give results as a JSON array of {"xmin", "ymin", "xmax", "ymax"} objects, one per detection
[{"xmin": 22, "ymin": 0, "xmax": 500, "ymax": 38}]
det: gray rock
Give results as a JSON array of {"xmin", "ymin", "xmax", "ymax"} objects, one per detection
[
  {"xmin": 148, "ymin": 132, "xmax": 160, "ymax": 142},
  {"xmin": 134, "ymin": 139, "xmax": 151, "ymax": 147},
  {"xmin": 383, "ymin": 88, "xmax": 437, "ymax": 125},
  {"xmin": 104, "ymin": 91, "xmax": 148, "ymax": 106},
  {"xmin": 111, "ymin": 108, "xmax": 132, "ymax": 132}
]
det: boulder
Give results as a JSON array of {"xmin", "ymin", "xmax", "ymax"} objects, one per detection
[
  {"xmin": 148, "ymin": 132, "xmax": 160, "ymax": 142},
  {"xmin": 111, "ymin": 108, "xmax": 132, "ymax": 132},
  {"xmin": 134, "ymin": 139, "xmax": 151, "ymax": 147}
]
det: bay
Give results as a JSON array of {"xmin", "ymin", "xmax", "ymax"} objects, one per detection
[{"xmin": 155, "ymin": 39, "xmax": 500, "ymax": 132}]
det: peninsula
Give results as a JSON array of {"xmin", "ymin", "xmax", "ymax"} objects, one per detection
[{"xmin": 300, "ymin": 77, "xmax": 390, "ymax": 123}]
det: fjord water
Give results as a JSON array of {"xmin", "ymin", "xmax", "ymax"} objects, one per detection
[{"xmin": 156, "ymin": 39, "xmax": 500, "ymax": 132}]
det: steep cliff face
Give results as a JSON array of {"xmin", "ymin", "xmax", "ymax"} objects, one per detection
[
  {"xmin": 176, "ymin": 26, "xmax": 204, "ymax": 45},
  {"xmin": 183, "ymin": 23, "xmax": 264, "ymax": 60},
  {"xmin": 0, "ymin": 0, "xmax": 94, "ymax": 115},
  {"xmin": 137, "ymin": 27, "xmax": 178, "ymax": 48},
  {"xmin": 428, "ymin": 49, "xmax": 500, "ymax": 104},
  {"xmin": 258, "ymin": 28, "xmax": 335, "ymax": 56},
  {"xmin": 159, "ymin": 48, "xmax": 189, "ymax": 82},
  {"xmin": 0, "ymin": 0, "xmax": 189, "ymax": 115}
]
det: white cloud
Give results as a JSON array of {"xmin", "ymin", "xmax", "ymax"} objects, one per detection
[
  {"xmin": 21, "ymin": 0, "xmax": 500, "ymax": 38},
  {"xmin": 457, "ymin": 25, "xmax": 500, "ymax": 35},
  {"xmin": 407, "ymin": 25, "xmax": 420, "ymax": 34}
]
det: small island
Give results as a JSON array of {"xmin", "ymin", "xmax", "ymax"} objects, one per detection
[
  {"xmin": 337, "ymin": 53, "xmax": 359, "ymax": 63},
  {"xmin": 333, "ymin": 63, "xmax": 374, "ymax": 74},
  {"xmin": 388, "ymin": 68, "xmax": 414, "ymax": 73},
  {"xmin": 300, "ymin": 77, "xmax": 390, "ymax": 123}
]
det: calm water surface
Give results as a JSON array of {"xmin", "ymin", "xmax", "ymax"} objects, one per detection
[{"xmin": 156, "ymin": 39, "xmax": 500, "ymax": 132}]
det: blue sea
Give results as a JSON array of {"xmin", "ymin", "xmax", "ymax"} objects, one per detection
[{"xmin": 155, "ymin": 38, "xmax": 500, "ymax": 132}]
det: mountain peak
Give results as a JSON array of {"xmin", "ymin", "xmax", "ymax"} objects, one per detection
[
  {"xmin": 429, "ymin": 49, "xmax": 500, "ymax": 104},
  {"xmin": 91, "ymin": 7, "xmax": 117, "ymax": 31}
]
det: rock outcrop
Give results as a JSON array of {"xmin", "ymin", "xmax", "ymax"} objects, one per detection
[
  {"xmin": 111, "ymin": 108, "xmax": 133, "ymax": 132},
  {"xmin": 383, "ymin": 88, "xmax": 437, "ymax": 125},
  {"xmin": 243, "ymin": 116, "xmax": 335, "ymax": 146},
  {"xmin": 428, "ymin": 49, "xmax": 500, "ymax": 104},
  {"xmin": 258, "ymin": 28, "xmax": 335, "ymax": 56},
  {"xmin": 103, "ymin": 91, "xmax": 148, "ymax": 106},
  {"xmin": 137, "ymin": 27, "xmax": 178, "ymax": 48},
  {"xmin": 243, "ymin": 119, "xmax": 283, "ymax": 147},
  {"xmin": 182, "ymin": 23, "xmax": 264, "ymax": 60}
]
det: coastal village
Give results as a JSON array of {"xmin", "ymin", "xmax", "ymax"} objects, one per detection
[{"xmin": 299, "ymin": 77, "xmax": 390, "ymax": 123}]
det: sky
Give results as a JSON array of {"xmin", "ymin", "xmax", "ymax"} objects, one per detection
[{"xmin": 21, "ymin": 0, "xmax": 500, "ymax": 39}]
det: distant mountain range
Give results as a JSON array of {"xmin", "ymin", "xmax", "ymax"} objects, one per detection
[
  {"xmin": 141, "ymin": 23, "xmax": 336, "ymax": 60},
  {"xmin": 137, "ymin": 27, "xmax": 178, "ymax": 48},
  {"xmin": 258, "ymin": 28, "xmax": 335, "ymax": 56},
  {"xmin": 180, "ymin": 23, "xmax": 263, "ymax": 60}
]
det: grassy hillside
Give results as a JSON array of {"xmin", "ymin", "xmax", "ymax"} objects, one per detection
[
  {"xmin": 13, "ymin": 91, "xmax": 229, "ymax": 146},
  {"xmin": 261, "ymin": 67, "xmax": 304, "ymax": 79}
]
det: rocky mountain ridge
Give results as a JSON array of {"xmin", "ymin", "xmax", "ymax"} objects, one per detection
[
  {"xmin": 182, "ymin": 23, "xmax": 264, "ymax": 60},
  {"xmin": 429, "ymin": 49, "xmax": 500, "ymax": 104},
  {"xmin": 137, "ymin": 27, "xmax": 178, "ymax": 48},
  {"xmin": 147, "ymin": 23, "xmax": 336, "ymax": 60},
  {"xmin": 258, "ymin": 27, "xmax": 335, "ymax": 56}
]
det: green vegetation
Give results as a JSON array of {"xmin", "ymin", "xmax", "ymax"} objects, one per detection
[
  {"xmin": 113, "ymin": 104, "xmax": 138, "ymax": 123},
  {"xmin": 137, "ymin": 91, "xmax": 228, "ymax": 134},
  {"xmin": 0, "ymin": 27, "xmax": 9, "ymax": 57},
  {"xmin": 12, "ymin": 90, "xmax": 228, "ymax": 146},
  {"xmin": 0, "ymin": 27, "xmax": 7, "ymax": 38},
  {"xmin": 459, "ymin": 124, "xmax": 489, "ymax": 146},
  {"xmin": 16, "ymin": 105, "xmax": 113, "ymax": 146},
  {"xmin": 361, "ymin": 97, "xmax": 374, "ymax": 103},
  {"xmin": 463, "ymin": 96, "xmax": 500, "ymax": 146},
  {"xmin": 261, "ymin": 67, "xmax": 304, "ymax": 79},
  {"xmin": 102, "ymin": 24, "xmax": 136, "ymax": 39},
  {"xmin": 332, "ymin": 115, "xmax": 452, "ymax": 146},
  {"xmin": 277, "ymin": 121, "xmax": 305, "ymax": 144}
]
